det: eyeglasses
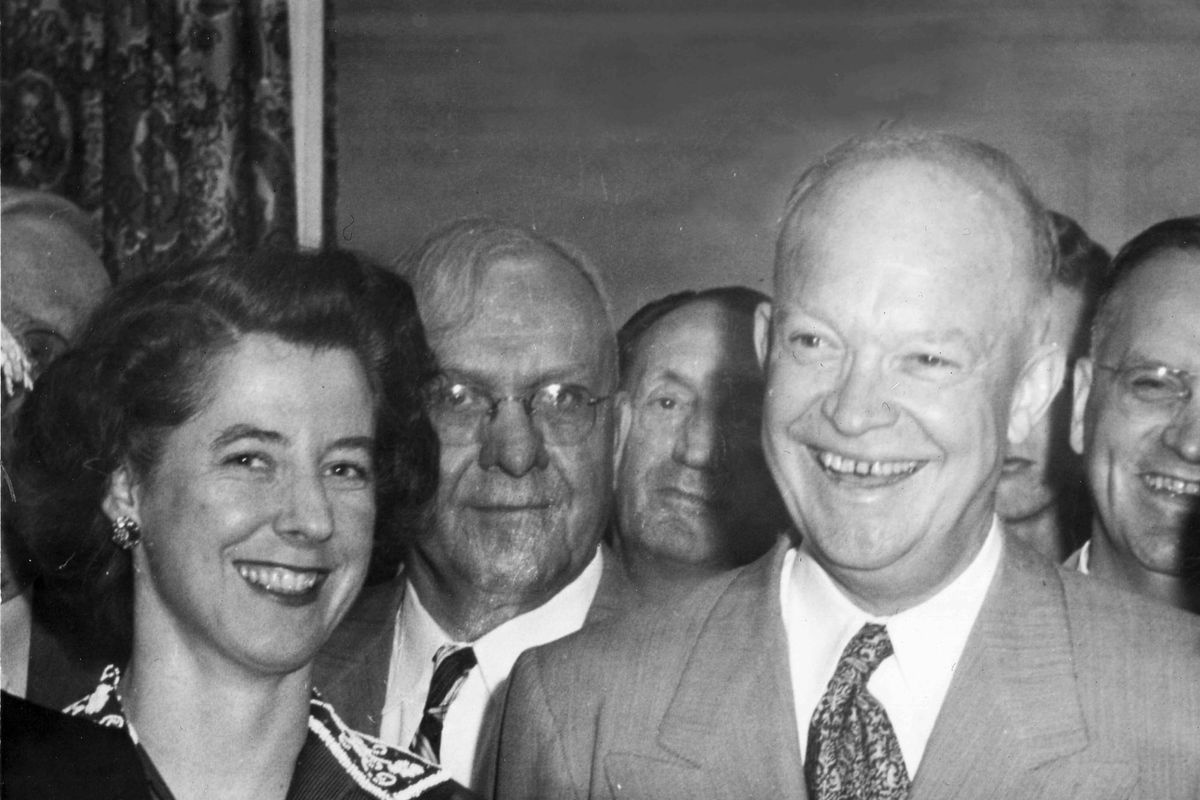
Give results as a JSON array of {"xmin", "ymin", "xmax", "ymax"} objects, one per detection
[
  {"xmin": 423, "ymin": 380, "xmax": 612, "ymax": 445},
  {"xmin": 1094, "ymin": 363, "xmax": 1195, "ymax": 408}
]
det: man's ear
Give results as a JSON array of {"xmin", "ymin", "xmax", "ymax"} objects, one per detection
[
  {"xmin": 612, "ymin": 390, "xmax": 632, "ymax": 490},
  {"xmin": 1007, "ymin": 341, "xmax": 1066, "ymax": 445},
  {"xmin": 1069, "ymin": 357, "xmax": 1095, "ymax": 456},
  {"xmin": 101, "ymin": 463, "xmax": 141, "ymax": 526},
  {"xmin": 754, "ymin": 301, "xmax": 773, "ymax": 369}
]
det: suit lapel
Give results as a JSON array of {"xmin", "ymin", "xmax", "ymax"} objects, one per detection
[
  {"xmin": 311, "ymin": 575, "xmax": 406, "ymax": 736},
  {"xmin": 911, "ymin": 539, "xmax": 1089, "ymax": 800},
  {"xmin": 656, "ymin": 539, "xmax": 809, "ymax": 798}
]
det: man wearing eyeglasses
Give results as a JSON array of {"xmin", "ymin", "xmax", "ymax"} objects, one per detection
[
  {"xmin": 1069, "ymin": 216, "xmax": 1200, "ymax": 613},
  {"xmin": 314, "ymin": 217, "xmax": 634, "ymax": 793}
]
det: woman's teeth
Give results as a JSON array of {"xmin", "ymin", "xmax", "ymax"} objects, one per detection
[{"xmin": 236, "ymin": 564, "xmax": 323, "ymax": 594}]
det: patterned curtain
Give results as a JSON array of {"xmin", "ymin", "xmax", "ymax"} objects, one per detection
[{"xmin": 1, "ymin": 0, "xmax": 336, "ymax": 279}]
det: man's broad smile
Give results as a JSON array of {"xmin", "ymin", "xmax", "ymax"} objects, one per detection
[
  {"xmin": 1140, "ymin": 471, "xmax": 1200, "ymax": 500},
  {"xmin": 811, "ymin": 446, "xmax": 926, "ymax": 486}
]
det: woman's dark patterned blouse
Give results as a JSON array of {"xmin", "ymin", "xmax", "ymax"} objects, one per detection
[{"xmin": 65, "ymin": 665, "xmax": 461, "ymax": 800}]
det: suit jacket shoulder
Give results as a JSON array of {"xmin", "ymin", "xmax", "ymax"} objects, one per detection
[
  {"xmin": 913, "ymin": 538, "xmax": 1200, "ymax": 800},
  {"xmin": 314, "ymin": 545, "xmax": 640, "ymax": 738},
  {"xmin": 312, "ymin": 575, "xmax": 406, "ymax": 736},
  {"xmin": 498, "ymin": 536, "xmax": 1200, "ymax": 800},
  {"xmin": 585, "ymin": 543, "xmax": 641, "ymax": 625},
  {"xmin": 496, "ymin": 540, "xmax": 805, "ymax": 800}
]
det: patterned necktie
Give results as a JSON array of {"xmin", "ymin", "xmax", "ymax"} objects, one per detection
[
  {"xmin": 409, "ymin": 644, "xmax": 477, "ymax": 764},
  {"xmin": 805, "ymin": 623, "xmax": 910, "ymax": 800}
]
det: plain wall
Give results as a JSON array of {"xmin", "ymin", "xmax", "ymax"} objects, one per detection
[{"xmin": 335, "ymin": 0, "xmax": 1200, "ymax": 324}]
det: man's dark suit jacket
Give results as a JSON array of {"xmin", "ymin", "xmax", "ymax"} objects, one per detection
[
  {"xmin": 313, "ymin": 547, "xmax": 637, "ymax": 736},
  {"xmin": 496, "ymin": 537, "xmax": 1200, "ymax": 800}
]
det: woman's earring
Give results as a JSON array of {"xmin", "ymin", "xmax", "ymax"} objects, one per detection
[{"xmin": 111, "ymin": 516, "xmax": 142, "ymax": 550}]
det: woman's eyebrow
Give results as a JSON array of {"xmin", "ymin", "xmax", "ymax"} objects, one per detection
[{"xmin": 211, "ymin": 424, "xmax": 285, "ymax": 450}]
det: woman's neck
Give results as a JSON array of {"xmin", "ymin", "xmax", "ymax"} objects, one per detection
[{"xmin": 120, "ymin": 648, "xmax": 312, "ymax": 800}]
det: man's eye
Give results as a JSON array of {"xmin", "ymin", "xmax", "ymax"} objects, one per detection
[
  {"xmin": 442, "ymin": 384, "xmax": 485, "ymax": 410},
  {"xmin": 790, "ymin": 333, "xmax": 822, "ymax": 348},
  {"xmin": 1127, "ymin": 372, "xmax": 1184, "ymax": 400},
  {"xmin": 654, "ymin": 397, "xmax": 678, "ymax": 411},
  {"xmin": 910, "ymin": 352, "xmax": 956, "ymax": 370},
  {"xmin": 541, "ymin": 384, "xmax": 587, "ymax": 411}
]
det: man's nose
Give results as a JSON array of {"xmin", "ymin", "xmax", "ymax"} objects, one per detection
[
  {"xmin": 1162, "ymin": 396, "xmax": 1200, "ymax": 463},
  {"xmin": 820, "ymin": 357, "xmax": 898, "ymax": 436},
  {"xmin": 477, "ymin": 399, "xmax": 550, "ymax": 476},
  {"xmin": 275, "ymin": 471, "xmax": 335, "ymax": 542},
  {"xmin": 672, "ymin": 405, "xmax": 722, "ymax": 471}
]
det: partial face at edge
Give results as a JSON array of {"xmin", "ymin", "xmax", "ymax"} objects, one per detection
[
  {"xmin": 615, "ymin": 299, "xmax": 786, "ymax": 569},
  {"xmin": 757, "ymin": 158, "xmax": 1057, "ymax": 608},
  {"xmin": 997, "ymin": 283, "xmax": 1088, "ymax": 525},
  {"xmin": 1071, "ymin": 248, "xmax": 1200, "ymax": 578}
]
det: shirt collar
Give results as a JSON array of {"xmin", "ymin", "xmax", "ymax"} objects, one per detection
[
  {"xmin": 1076, "ymin": 539, "xmax": 1092, "ymax": 574},
  {"xmin": 783, "ymin": 516, "xmax": 1004, "ymax": 702},
  {"xmin": 402, "ymin": 545, "xmax": 605, "ymax": 692}
]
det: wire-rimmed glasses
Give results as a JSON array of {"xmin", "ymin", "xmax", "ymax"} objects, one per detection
[{"xmin": 423, "ymin": 379, "xmax": 612, "ymax": 445}]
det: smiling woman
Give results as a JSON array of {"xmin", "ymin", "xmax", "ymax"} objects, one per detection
[{"xmin": 5, "ymin": 250, "xmax": 474, "ymax": 799}]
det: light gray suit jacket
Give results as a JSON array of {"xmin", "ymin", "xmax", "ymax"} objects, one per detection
[{"xmin": 495, "ymin": 537, "xmax": 1200, "ymax": 800}]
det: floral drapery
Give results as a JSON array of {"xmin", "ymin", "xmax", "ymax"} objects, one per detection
[{"xmin": 1, "ymin": 0, "xmax": 335, "ymax": 279}]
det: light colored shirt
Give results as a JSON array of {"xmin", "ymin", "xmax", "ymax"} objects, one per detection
[
  {"xmin": 379, "ymin": 546, "xmax": 605, "ymax": 790},
  {"xmin": 1069, "ymin": 539, "xmax": 1092, "ymax": 574},
  {"xmin": 781, "ymin": 518, "xmax": 1003, "ymax": 775}
]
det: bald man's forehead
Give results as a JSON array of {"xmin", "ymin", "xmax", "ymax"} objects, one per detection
[
  {"xmin": 625, "ymin": 298, "xmax": 759, "ymax": 390},
  {"xmin": 779, "ymin": 156, "xmax": 1043, "ymax": 301},
  {"xmin": 1, "ymin": 218, "xmax": 109, "ymax": 340}
]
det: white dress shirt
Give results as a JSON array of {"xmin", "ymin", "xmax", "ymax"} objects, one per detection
[
  {"xmin": 781, "ymin": 518, "xmax": 1003, "ymax": 775},
  {"xmin": 1072, "ymin": 539, "xmax": 1092, "ymax": 574},
  {"xmin": 379, "ymin": 546, "xmax": 605, "ymax": 790}
]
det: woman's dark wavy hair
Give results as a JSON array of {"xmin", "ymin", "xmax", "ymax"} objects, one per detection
[{"xmin": 9, "ymin": 247, "xmax": 439, "ymax": 660}]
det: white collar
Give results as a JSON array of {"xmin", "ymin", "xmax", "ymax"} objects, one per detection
[
  {"xmin": 1076, "ymin": 539, "xmax": 1092, "ymax": 574},
  {"xmin": 402, "ymin": 546, "xmax": 605, "ymax": 691},
  {"xmin": 781, "ymin": 516, "xmax": 1004, "ymax": 770}
]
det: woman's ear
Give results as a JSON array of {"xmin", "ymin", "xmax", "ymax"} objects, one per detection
[{"xmin": 101, "ymin": 463, "xmax": 141, "ymax": 526}]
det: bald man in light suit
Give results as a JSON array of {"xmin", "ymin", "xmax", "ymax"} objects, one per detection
[{"xmin": 495, "ymin": 131, "xmax": 1200, "ymax": 800}]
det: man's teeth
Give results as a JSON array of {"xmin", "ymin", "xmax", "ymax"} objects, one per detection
[
  {"xmin": 818, "ymin": 450, "xmax": 920, "ymax": 478},
  {"xmin": 236, "ymin": 564, "xmax": 321, "ymax": 594},
  {"xmin": 1143, "ymin": 474, "xmax": 1200, "ymax": 497}
]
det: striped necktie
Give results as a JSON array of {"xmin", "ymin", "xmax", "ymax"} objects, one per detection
[
  {"xmin": 805, "ymin": 623, "xmax": 910, "ymax": 800},
  {"xmin": 409, "ymin": 644, "xmax": 477, "ymax": 764}
]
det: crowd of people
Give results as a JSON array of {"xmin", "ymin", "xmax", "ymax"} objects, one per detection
[{"xmin": 1, "ymin": 128, "xmax": 1197, "ymax": 800}]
